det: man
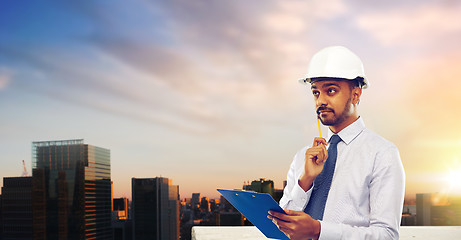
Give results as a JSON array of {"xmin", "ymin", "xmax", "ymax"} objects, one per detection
[{"xmin": 268, "ymin": 46, "xmax": 405, "ymax": 240}]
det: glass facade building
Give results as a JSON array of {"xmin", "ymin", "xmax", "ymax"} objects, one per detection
[
  {"xmin": 32, "ymin": 139, "xmax": 112, "ymax": 240},
  {"xmin": 1, "ymin": 176, "xmax": 33, "ymax": 240},
  {"xmin": 132, "ymin": 177, "xmax": 180, "ymax": 240}
]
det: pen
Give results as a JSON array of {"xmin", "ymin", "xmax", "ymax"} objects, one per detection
[{"xmin": 317, "ymin": 116, "xmax": 322, "ymax": 138}]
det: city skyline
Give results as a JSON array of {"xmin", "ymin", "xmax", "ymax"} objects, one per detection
[{"xmin": 2, "ymin": 0, "xmax": 461, "ymax": 200}]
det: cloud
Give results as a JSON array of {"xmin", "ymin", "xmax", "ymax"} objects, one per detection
[
  {"xmin": 2, "ymin": 42, "xmax": 274, "ymax": 137},
  {"xmin": 0, "ymin": 0, "xmax": 360, "ymax": 137},
  {"xmin": 355, "ymin": 3, "xmax": 461, "ymax": 46},
  {"xmin": 0, "ymin": 67, "xmax": 12, "ymax": 90},
  {"xmin": 70, "ymin": 1, "xmax": 317, "ymax": 125},
  {"xmin": 260, "ymin": 0, "xmax": 347, "ymax": 35}
]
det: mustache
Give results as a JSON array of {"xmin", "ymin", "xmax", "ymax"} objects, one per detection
[{"xmin": 316, "ymin": 107, "xmax": 334, "ymax": 115}]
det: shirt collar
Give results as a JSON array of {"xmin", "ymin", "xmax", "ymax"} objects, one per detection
[{"xmin": 327, "ymin": 117, "xmax": 365, "ymax": 145}]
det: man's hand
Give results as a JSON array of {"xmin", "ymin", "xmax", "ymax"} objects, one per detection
[
  {"xmin": 267, "ymin": 209, "xmax": 321, "ymax": 240},
  {"xmin": 298, "ymin": 137, "xmax": 328, "ymax": 191}
]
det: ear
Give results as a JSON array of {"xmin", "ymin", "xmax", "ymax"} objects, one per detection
[{"xmin": 352, "ymin": 87, "xmax": 362, "ymax": 105}]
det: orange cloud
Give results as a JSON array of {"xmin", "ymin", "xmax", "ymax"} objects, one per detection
[{"xmin": 355, "ymin": 3, "xmax": 461, "ymax": 46}]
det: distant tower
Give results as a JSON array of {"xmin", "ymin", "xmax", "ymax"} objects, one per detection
[
  {"xmin": 1, "ymin": 176, "xmax": 33, "ymax": 240},
  {"xmin": 416, "ymin": 193, "xmax": 432, "ymax": 226},
  {"xmin": 132, "ymin": 177, "xmax": 180, "ymax": 240},
  {"xmin": 250, "ymin": 178, "xmax": 274, "ymax": 197},
  {"xmin": 113, "ymin": 197, "xmax": 129, "ymax": 220},
  {"xmin": 243, "ymin": 181, "xmax": 252, "ymax": 191},
  {"xmin": 0, "ymin": 194, "xmax": 3, "ymax": 238},
  {"xmin": 191, "ymin": 193, "xmax": 201, "ymax": 209},
  {"xmin": 32, "ymin": 139, "xmax": 112, "ymax": 239},
  {"xmin": 200, "ymin": 197, "xmax": 210, "ymax": 212}
]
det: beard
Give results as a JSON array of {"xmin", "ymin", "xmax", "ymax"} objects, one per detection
[{"xmin": 317, "ymin": 97, "xmax": 352, "ymax": 126}]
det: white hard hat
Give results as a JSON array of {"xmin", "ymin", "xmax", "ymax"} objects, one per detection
[{"xmin": 298, "ymin": 46, "xmax": 369, "ymax": 89}]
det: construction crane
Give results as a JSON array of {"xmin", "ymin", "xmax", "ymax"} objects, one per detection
[{"xmin": 22, "ymin": 160, "xmax": 29, "ymax": 177}]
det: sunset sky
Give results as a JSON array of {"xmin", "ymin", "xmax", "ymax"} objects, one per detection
[{"xmin": 1, "ymin": 0, "xmax": 461, "ymax": 200}]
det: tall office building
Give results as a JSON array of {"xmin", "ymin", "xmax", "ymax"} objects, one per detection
[
  {"xmin": 112, "ymin": 197, "xmax": 132, "ymax": 240},
  {"xmin": 1, "ymin": 176, "xmax": 33, "ymax": 240},
  {"xmin": 248, "ymin": 178, "xmax": 274, "ymax": 197},
  {"xmin": 132, "ymin": 177, "xmax": 180, "ymax": 240},
  {"xmin": 0, "ymin": 194, "xmax": 3, "ymax": 240},
  {"xmin": 200, "ymin": 197, "xmax": 210, "ymax": 212},
  {"xmin": 416, "ymin": 193, "xmax": 432, "ymax": 226},
  {"xmin": 191, "ymin": 193, "xmax": 200, "ymax": 208},
  {"xmin": 32, "ymin": 139, "xmax": 112, "ymax": 240},
  {"xmin": 113, "ymin": 197, "xmax": 129, "ymax": 220}
]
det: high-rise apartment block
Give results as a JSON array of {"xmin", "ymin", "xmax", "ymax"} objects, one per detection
[
  {"xmin": 132, "ymin": 177, "xmax": 180, "ymax": 240},
  {"xmin": 416, "ymin": 193, "xmax": 432, "ymax": 226},
  {"xmin": 1, "ymin": 177, "xmax": 33, "ymax": 240},
  {"xmin": 32, "ymin": 139, "xmax": 112, "ymax": 240}
]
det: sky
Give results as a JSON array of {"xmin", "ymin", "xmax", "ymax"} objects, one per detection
[{"xmin": 1, "ymin": 0, "xmax": 461, "ymax": 200}]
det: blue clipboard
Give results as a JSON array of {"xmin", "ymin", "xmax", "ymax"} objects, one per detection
[{"xmin": 217, "ymin": 189, "xmax": 289, "ymax": 240}]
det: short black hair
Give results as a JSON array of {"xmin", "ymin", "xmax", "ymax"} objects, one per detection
[
  {"xmin": 349, "ymin": 77, "xmax": 363, "ymax": 89},
  {"xmin": 311, "ymin": 77, "xmax": 364, "ymax": 90}
]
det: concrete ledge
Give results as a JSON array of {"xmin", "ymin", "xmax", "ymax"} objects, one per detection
[
  {"xmin": 400, "ymin": 226, "xmax": 461, "ymax": 239},
  {"xmin": 192, "ymin": 226, "xmax": 266, "ymax": 240},
  {"xmin": 192, "ymin": 226, "xmax": 461, "ymax": 240}
]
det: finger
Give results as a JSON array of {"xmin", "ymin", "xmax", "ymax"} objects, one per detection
[
  {"xmin": 312, "ymin": 137, "xmax": 327, "ymax": 147},
  {"xmin": 283, "ymin": 209, "xmax": 296, "ymax": 215},
  {"xmin": 321, "ymin": 145, "xmax": 328, "ymax": 163},
  {"xmin": 268, "ymin": 210, "xmax": 280, "ymax": 218},
  {"xmin": 305, "ymin": 147, "xmax": 323, "ymax": 159},
  {"xmin": 284, "ymin": 209, "xmax": 303, "ymax": 216},
  {"xmin": 268, "ymin": 211, "xmax": 292, "ymax": 222},
  {"xmin": 273, "ymin": 217, "xmax": 289, "ymax": 229},
  {"xmin": 268, "ymin": 215, "xmax": 281, "ymax": 230},
  {"xmin": 278, "ymin": 226, "xmax": 292, "ymax": 239},
  {"xmin": 316, "ymin": 150, "xmax": 327, "ymax": 164},
  {"xmin": 270, "ymin": 215, "xmax": 290, "ymax": 230},
  {"xmin": 315, "ymin": 156, "xmax": 323, "ymax": 165},
  {"xmin": 268, "ymin": 210, "xmax": 284, "ymax": 221},
  {"xmin": 307, "ymin": 148, "xmax": 326, "ymax": 164},
  {"xmin": 277, "ymin": 226, "xmax": 292, "ymax": 239}
]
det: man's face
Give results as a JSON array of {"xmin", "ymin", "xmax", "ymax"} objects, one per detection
[{"xmin": 311, "ymin": 80, "xmax": 354, "ymax": 126}]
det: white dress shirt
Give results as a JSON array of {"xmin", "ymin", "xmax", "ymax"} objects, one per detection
[{"xmin": 279, "ymin": 117, "xmax": 405, "ymax": 240}]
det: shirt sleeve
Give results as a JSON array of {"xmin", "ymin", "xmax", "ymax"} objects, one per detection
[
  {"xmin": 279, "ymin": 147, "xmax": 313, "ymax": 211},
  {"xmin": 319, "ymin": 145, "xmax": 405, "ymax": 240}
]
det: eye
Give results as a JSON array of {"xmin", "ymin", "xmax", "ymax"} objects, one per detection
[
  {"xmin": 312, "ymin": 90, "xmax": 320, "ymax": 96},
  {"xmin": 328, "ymin": 88, "xmax": 337, "ymax": 94}
]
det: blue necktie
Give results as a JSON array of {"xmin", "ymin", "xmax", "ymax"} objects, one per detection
[{"xmin": 304, "ymin": 134, "xmax": 342, "ymax": 220}]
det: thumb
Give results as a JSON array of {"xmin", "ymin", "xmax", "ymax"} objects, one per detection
[{"xmin": 284, "ymin": 209, "xmax": 302, "ymax": 216}]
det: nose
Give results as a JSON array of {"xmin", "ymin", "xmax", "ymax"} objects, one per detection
[{"xmin": 316, "ymin": 92, "xmax": 327, "ymax": 107}]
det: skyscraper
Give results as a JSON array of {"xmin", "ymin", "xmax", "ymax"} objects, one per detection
[
  {"xmin": 112, "ymin": 198, "xmax": 132, "ymax": 240},
  {"xmin": 32, "ymin": 139, "xmax": 112, "ymax": 240},
  {"xmin": 113, "ymin": 197, "xmax": 129, "ymax": 220},
  {"xmin": 1, "ymin": 176, "xmax": 33, "ymax": 240},
  {"xmin": 248, "ymin": 178, "xmax": 274, "ymax": 197},
  {"xmin": 191, "ymin": 193, "xmax": 200, "ymax": 210},
  {"xmin": 132, "ymin": 177, "xmax": 180, "ymax": 240},
  {"xmin": 416, "ymin": 193, "xmax": 432, "ymax": 226},
  {"xmin": 0, "ymin": 194, "xmax": 3, "ymax": 240}
]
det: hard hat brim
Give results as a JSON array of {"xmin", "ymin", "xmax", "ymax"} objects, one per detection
[{"xmin": 298, "ymin": 77, "xmax": 369, "ymax": 89}]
